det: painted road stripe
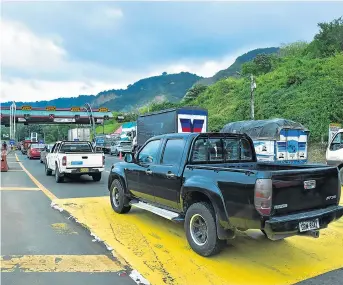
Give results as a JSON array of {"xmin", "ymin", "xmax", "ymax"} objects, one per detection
[
  {"xmin": 52, "ymin": 195, "xmax": 343, "ymax": 285},
  {"xmin": 0, "ymin": 187, "xmax": 40, "ymax": 191},
  {"xmin": 1, "ymin": 255, "xmax": 123, "ymax": 272},
  {"xmin": 15, "ymin": 153, "xmax": 57, "ymax": 200}
]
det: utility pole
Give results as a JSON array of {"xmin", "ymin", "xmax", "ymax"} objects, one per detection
[
  {"xmin": 250, "ymin": 74, "xmax": 256, "ymax": 120},
  {"xmin": 236, "ymin": 72, "xmax": 257, "ymax": 120}
]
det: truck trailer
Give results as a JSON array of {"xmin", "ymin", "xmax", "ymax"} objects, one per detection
[
  {"xmin": 68, "ymin": 128, "xmax": 91, "ymax": 142},
  {"xmin": 136, "ymin": 107, "xmax": 208, "ymax": 149}
]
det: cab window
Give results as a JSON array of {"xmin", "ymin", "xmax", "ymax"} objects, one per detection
[
  {"xmin": 138, "ymin": 140, "xmax": 161, "ymax": 164},
  {"xmin": 330, "ymin": 132, "xmax": 343, "ymax": 151}
]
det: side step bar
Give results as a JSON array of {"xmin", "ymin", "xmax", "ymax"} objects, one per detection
[{"xmin": 130, "ymin": 200, "xmax": 184, "ymax": 222}]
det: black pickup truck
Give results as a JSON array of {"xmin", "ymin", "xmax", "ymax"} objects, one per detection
[{"xmin": 108, "ymin": 133, "xmax": 343, "ymax": 256}]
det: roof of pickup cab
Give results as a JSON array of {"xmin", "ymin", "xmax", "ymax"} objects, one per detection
[{"xmin": 150, "ymin": 132, "xmax": 249, "ymax": 140}]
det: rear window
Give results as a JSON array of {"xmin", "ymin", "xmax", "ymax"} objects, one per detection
[
  {"xmin": 59, "ymin": 143, "xmax": 93, "ymax": 153},
  {"xmin": 191, "ymin": 137, "xmax": 253, "ymax": 163},
  {"xmin": 31, "ymin": 144, "xmax": 45, "ymax": 149}
]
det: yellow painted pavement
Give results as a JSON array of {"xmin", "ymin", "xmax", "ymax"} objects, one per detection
[
  {"xmin": 1, "ymin": 255, "xmax": 123, "ymax": 272},
  {"xmin": 52, "ymin": 193, "xmax": 343, "ymax": 285}
]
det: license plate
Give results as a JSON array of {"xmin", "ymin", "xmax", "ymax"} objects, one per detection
[
  {"xmin": 80, "ymin": 168, "xmax": 89, "ymax": 173},
  {"xmin": 71, "ymin": 161, "xmax": 83, "ymax": 165},
  {"xmin": 299, "ymin": 219, "xmax": 320, "ymax": 232}
]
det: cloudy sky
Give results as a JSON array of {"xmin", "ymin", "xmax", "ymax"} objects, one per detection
[{"xmin": 1, "ymin": 1, "xmax": 342, "ymax": 102}]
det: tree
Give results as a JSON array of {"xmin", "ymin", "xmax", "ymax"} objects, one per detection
[
  {"xmin": 183, "ymin": 85, "xmax": 207, "ymax": 102},
  {"xmin": 307, "ymin": 17, "xmax": 343, "ymax": 57},
  {"xmin": 279, "ymin": 41, "xmax": 308, "ymax": 58},
  {"xmin": 241, "ymin": 53, "xmax": 274, "ymax": 75}
]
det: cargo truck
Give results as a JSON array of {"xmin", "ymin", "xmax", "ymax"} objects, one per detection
[
  {"xmin": 68, "ymin": 128, "xmax": 91, "ymax": 142},
  {"xmin": 136, "ymin": 107, "xmax": 208, "ymax": 150}
]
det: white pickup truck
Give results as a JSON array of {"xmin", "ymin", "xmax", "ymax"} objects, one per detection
[
  {"xmin": 326, "ymin": 129, "xmax": 343, "ymax": 185},
  {"xmin": 45, "ymin": 141, "xmax": 105, "ymax": 183}
]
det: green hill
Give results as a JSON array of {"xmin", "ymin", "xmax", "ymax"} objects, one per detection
[
  {"xmin": 144, "ymin": 17, "xmax": 343, "ymax": 142},
  {"xmin": 196, "ymin": 47, "xmax": 279, "ymax": 86}
]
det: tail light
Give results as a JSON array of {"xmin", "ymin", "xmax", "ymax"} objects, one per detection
[
  {"xmin": 103, "ymin": 155, "xmax": 105, "ymax": 166},
  {"xmin": 254, "ymin": 179, "xmax": 273, "ymax": 216},
  {"xmin": 62, "ymin": 156, "xmax": 67, "ymax": 166}
]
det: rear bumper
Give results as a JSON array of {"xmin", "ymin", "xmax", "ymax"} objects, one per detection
[
  {"xmin": 63, "ymin": 167, "xmax": 104, "ymax": 175},
  {"xmin": 263, "ymin": 205, "xmax": 343, "ymax": 240}
]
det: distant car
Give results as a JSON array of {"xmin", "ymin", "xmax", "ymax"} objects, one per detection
[
  {"xmin": 110, "ymin": 140, "xmax": 132, "ymax": 156},
  {"xmin": 326, "ymin": 129, "xmax": 343, "ymax": 185},
  {"xmin": 27, "ymin": 144, "xmax": 45, "ymax": 159},
  {"xmin": 40, "ymin": 144, "xmax": 54, "ymax": 164}
]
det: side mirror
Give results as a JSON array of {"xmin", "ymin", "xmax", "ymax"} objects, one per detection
[{"xmin": 124, "ymin": 153, "xmax": 133, "ymax": 163}]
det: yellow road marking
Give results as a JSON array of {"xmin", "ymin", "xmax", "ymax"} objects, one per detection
[
  {"xmin": 1, "ymin": 255, "xmax": 123, "ymax": 272},
  {"xmin": 51, "ymin": 223, "xmax": 78, "ymax": 235},
  {"xmin": 0, "ymin": 187, "xmax": 40, "ymax": 191},
  {"xmin": 52, "ymin": 195, "xmax": 343, "ymax": 285},
  {"xmin": 17, "ymin": 160, "xmax": 57, "ymax": 200},
  {"xmin": 15, "ymin": 153, "xmax": 20, "ymax": 162}
]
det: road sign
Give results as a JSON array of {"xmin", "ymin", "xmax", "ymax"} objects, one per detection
[
  {"xmin": 71, "ymin": 107, "xmax": 81, "ymax": 112},
  {"xmin": 74, "ymin": 139, "xmax": 79, "ymax": 142},
  {"xmin": 98, "ymin": 107, "xmax": 109, "ymax": 112},
  {"xmin": 21, "ymin": 105, "xmax": 32, "ymax": 111},
  {"xmin": 49, "ymin": 114, "xmax": 55, "ymax": 120},
  {"xmin": 39, "ymin": 139, "xmax": 44, "ymax": 144},
  {"xmin": 9, "ymin": 139, "xmax": 15, "ymax": 145},
  {"xmin": 46, "ymin": 106, "xmax": 56, "ymax": 111}
]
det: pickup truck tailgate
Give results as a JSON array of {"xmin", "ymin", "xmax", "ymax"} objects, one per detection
[
  {"xmin": 66, "ymin": 153, "xmax": 103, "ymax": 168},
  {"xmin": 271, "ymin": 167, "xmax": 340, "ymax": 215}
]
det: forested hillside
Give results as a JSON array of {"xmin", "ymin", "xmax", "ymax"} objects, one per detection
[{"xmin": 142, "ymin": 17, "xmax": 343, "ymax": 142}]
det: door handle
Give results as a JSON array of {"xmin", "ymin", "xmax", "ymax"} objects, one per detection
[
  {"xmin": 145, "ymin": 170, "xmax": 152, "ymax": 175},
  {"xmin": 166, "ymin": 172, "xmax": 176, "ymax": 178}
]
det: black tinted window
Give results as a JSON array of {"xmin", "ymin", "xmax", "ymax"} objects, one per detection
[
  {"xmin": 240, "ymin": 138, "xmax": 253, "ymax": 160},
  {"xmin": 138, "ymin": 140, "xmax": 160, "ymax": 164},
  {"xmin": 224, "ymin": 139, "xmax": 240, "ymax": 161},
  {"xmin": 162, "ymin": 139, "xmax": 185, "ymax": 165},
  {"xmin": 60, "ymin": 143, "xmax": 92, "ymax": 153},
  {"xmin": 192, "ymin": 138, "xmax": 208, "ymax": 162}
]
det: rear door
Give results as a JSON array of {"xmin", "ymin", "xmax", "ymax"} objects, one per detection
[
  {"xmin": 151, "ymin": 138, "xmax": 186, "ymax": 209},
  {"xmin": 271, "ymin": 167, "xmax": 340, "ymax": 216},
  {"xmin": 48, "ymin": 143, "xmax": 60, "ymax": 170}
]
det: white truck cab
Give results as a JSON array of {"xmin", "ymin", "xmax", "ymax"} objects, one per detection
[
  {"xmin": 45, "ymin": 141, "xmax": 105, "ymax": 183},
  {"xmin": 326, "ymin": 129, "xmax": 343, "ymax": 185}
]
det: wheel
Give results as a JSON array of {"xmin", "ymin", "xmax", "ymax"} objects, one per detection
[
  {"xmin": 92, "ymin": 173, "xmax": 102, "ymax": 182},
  {"xmin": 339, "ymin": 167, "xmax": 343, "ymax": 186},
  {"xmin": 110, "ymin": 179, "xmax": 131, "ymax": 214},
  {"xmin": 45, "ymin": 163, "xmax": 52, "ymax": 176},
  {"xmin": 55, "ymin": 166, "xmax": 64, "ymax": 183},
  {"xmin": 40, "ymin": 159, "xmax": 43, "ymax": 163},
  {"xmin": 185, "ymin": 202, "xmax": 225, "ymax": 257}
]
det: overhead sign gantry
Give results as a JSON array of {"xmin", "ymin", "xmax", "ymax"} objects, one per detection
[{"xmin": 0, "ymin": 105, "xmax": 113, "ymax": 126}]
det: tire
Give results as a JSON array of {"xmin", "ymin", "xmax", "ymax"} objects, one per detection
[
  {"xmin": 45, "ymin": 163, "xmax": 52, "ymax": 176},
  {"xmin": 92, "ymin": 173, "xmax": 102, "ymax": 182},
  {"xmin": 185, "ymin": 202, "xmax": 225, "ymax": 257},
  {"xmin": 55, "ymin": 165, "xmax": 64, "ymax": 183},
  {"xmin": 40, "ymin": 159, "xmax": 43, "ymax": 163},
  {"xmin": 110, "ymin": 179, "xmax": 131, "ymax": 214}
]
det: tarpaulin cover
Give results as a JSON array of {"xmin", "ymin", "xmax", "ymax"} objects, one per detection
[{"xmin": 220, "ymin": 118, "xmax": 309, "ymax": 140}]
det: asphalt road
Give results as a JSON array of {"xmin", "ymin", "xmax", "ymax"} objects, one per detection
[
  {"xmin": 1, "ymin": 151, "xmax": 342, "ymax": 285},
  {"xmin": 1, "ymin": 152, "xmax": 135, "ymax": 285}
]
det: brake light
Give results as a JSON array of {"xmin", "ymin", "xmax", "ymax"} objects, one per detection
[
  {"xmin": 103, "ymin": 155, "xmax": 105, "ymax": 166},
  {"xmin": 254, "ymin": 179, "xmax": 273, "ymax": 216},
  {"xmin": 62, "ymin": 156, "xmax": 67, "ymax": 166}
]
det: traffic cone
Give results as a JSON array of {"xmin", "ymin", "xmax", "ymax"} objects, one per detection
[{"xmin": 119, "ymin": 151, "xmax": 122, "ymax": 160}]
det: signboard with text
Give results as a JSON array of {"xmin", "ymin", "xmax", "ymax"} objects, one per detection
[
  {"xmin": 71, "ymin": 107, "xmax": 81, "ymax": 112},
  {"xmin": 21, "ymin": 106, "xmax": 32, "ymax": 111},
  {"xmin": 46, "ymin": 106, "xmax": 56, "ymax": 111}
]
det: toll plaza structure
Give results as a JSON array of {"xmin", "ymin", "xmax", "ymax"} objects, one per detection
[{"xmin": 0, "ymin": 105, "xmax": 113, "ymax": 126}]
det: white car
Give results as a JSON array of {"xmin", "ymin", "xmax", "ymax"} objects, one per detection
[
  {"xmin": 326, "ymin": 129, "xmax": 343, "ymax": 185},
  {"xmin": 45, "ymin": 141, "xmax": 105, "ymax": 183},
  {"xmin": 110, "ymin": 140, "xmax": 132, "ymax": 156}
]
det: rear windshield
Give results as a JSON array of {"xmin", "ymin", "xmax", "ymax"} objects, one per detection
[
  {"xmin": 59, "ymin": 143, "xmax": 93, "ymax": 153},
  {"xmin": 119, "ymin": 142, "xmax": 131, "ymax": 145},
  {"xmin": 31, "ymin": 144, "xmax": 45, "ymax": 149},
  {"xmin": 191, "ymin": 137, "xmax": 254, "ymax": 163}
]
